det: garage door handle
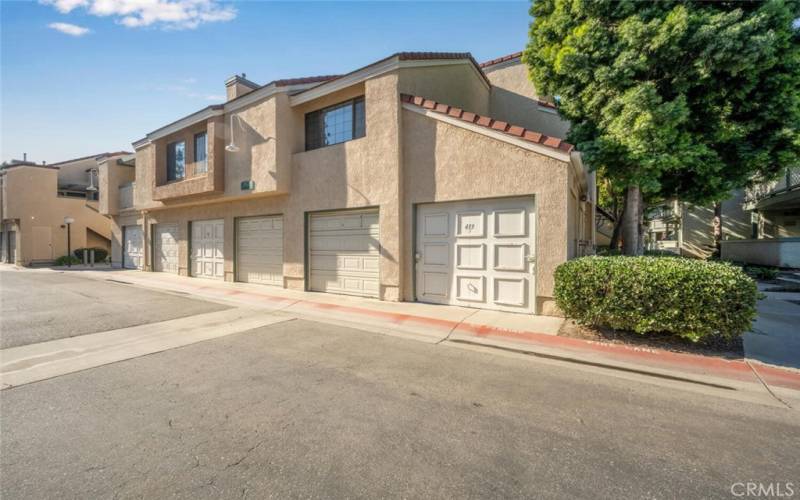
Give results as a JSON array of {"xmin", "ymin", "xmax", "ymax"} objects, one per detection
[{"xmin": 415, "ymin": 252, "xmax": 421, "ymax": 262}]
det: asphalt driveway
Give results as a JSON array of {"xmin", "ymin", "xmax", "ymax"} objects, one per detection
[
  {"xmin": 0, "ymin": 269, "xmax": 228, "ymax": 348},
  {"xmin": 2, "ymin": 318, "xmax": 797, "ymax": 499}
]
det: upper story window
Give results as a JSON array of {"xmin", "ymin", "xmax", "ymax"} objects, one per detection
[
  {"xmin": 305, "ymin": 96, "xmax": 365, "ymax": 151},
  {"xmin": 194, "ymin": 132, "xmax": 207, "ymax": 174},
  {"xmin": 167, "ymin": 140, "xmax": 185, "ymax": 181}
]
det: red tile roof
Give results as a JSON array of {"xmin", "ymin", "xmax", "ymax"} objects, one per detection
[
  {"xmin": 401, "ymin": 94, "xmax": 573, "ymax": 154},
  {"xmin": 480, "ymin": 51, "xmax": 523, "ymax": 68}
]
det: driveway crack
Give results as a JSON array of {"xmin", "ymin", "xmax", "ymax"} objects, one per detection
[{"xmin": 745, "ymin": 360, "xmax": 792, "ymax": 409}]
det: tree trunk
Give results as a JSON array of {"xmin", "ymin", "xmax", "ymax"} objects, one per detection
[
  {"xmin": 609, "ymin": 187, "xmax": 627, "ymax": 251},
  {"xmin": 636, "ymin": 196, "xmax": 646, "ymax": 255},
  {"xmin": 622, "ymin": 184, "xmax": 642, "ymax": 255}
]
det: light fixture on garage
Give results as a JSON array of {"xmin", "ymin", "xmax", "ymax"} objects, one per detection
[{"xmin": 225, "ymin": 115, "xmax": 240, "ymax": 152}]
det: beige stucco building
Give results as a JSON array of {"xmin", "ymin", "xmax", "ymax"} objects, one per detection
[
  {"xmin": 103, "ymin": 52, "xmax": 594, "ymax": 316},
  {"xmin": 1, "ymin": 152, "xmax": 129, "ymax": 266}
]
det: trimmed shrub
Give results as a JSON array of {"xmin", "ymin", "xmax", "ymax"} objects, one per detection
[
  {"xmin": 73, "ymin": 247, "xmax": 109, "ymax": 262},
  {"xmin": 554, "ymin": 256, "xmax": 759, "ymax": 342},
  {"xmin": 54, "ymin": 255, "xmax": 81, "ymax": 266}
]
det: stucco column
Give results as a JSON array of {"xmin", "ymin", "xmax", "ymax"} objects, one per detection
[{"xmin": 367, "ymin": 73, "xmax": 403, "ymax": 302}]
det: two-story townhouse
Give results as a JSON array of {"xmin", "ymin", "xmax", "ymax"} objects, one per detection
[
  {"xmin": 1, "ymin": 152, "xmax": 128, "ymax": 266},
  {"xmin": 107, "ymin": 51, "xmax": 593, "ymax": 316}
]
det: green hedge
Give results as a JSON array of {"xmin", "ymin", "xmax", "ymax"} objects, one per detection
[
  {"xmin": 554, "ymin": 256, "xmax": 759, "ymax": 341},
  {"xmin": 54, "ymin": 255, "xmax": 81, "ymax": 266},
  {"xmin": 73, "ymin": 247, "xmax": 108, "ymax": 262}
]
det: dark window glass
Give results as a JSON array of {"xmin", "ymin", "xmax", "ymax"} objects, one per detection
[
  {"xmin": 194, "ymin": 132, "xmax": 207, "ymax": 174},
  {"xmin": 305, "ymin": 96, "xmax": 366, "ymax": 151},
  {"xmin": 167, "ymin": 141, "xmax": 185, "ymax": 181}
]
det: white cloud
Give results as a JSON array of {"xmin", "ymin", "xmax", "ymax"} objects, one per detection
[
  {"xmin": 48, "ymin": 22, "xmax": 91, "ymax": 36},
  {"xmin": 41, "ymin": 0, "xmax": 236, "ymax": 30}
]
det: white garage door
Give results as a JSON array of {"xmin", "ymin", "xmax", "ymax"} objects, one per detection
[
  {"xmin": 191, "ymin": 219, "xmax": 224, "ymax": 279},
  {"xmin": 309, "ymin": 209, "xmax": 379, "ymax": 298},
  {"xmin": 236, "ymin": 216, "xmax": 283, "ymax": 286},
  {"xmin": 416, "ymin": 197, "xmax": 535, "ymax": 313},
  {"xmin": 123, "ymin": 225, "xmax": 143, "ymax": 269},
  {"xmin": 153, "ymin": 223, "xmax": 179, "ymax": 273}
]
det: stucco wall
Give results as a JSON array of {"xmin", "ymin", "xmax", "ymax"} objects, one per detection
[
  {"xmin": 54, "ymin": 156, "xmax": 94, "ymax": 187},
  {"xmin": 99, "ymin": 159, "xmax": 135, "ymax": 216},
  {"xmin": 288, "ymin": 74, "xmax": 403, "ymax": 299},
  {"xmin": 721, "ymin": 238, "xmax": 800, "ymax": 268},
  {"xmin": 401, "ymin": 109, "xmax": 570, "ymax": 315},
  {"xmin": 721, "ymin": 189, "xmax": 754, "ymax": 240},
  {"xmin": 1, "ymin": 166, "xmax": 111, "ymax": 265},
  {"xmin": 484, "ymin": 62, "xmax": 571, "ymax": 139},
  {"xmin": 398, "ymin": 64, "xmax": 490, "ymax": 116},
  {"xmin": 125, "ymin": 63, "xmax": 584, "ymax": 315},
  {"xmin": 680, "ymin": 203, "xmax": 715, "ymax": 259}
]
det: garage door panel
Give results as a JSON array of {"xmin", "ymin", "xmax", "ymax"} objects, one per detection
[
  {"xmin": 311, "ymin": 234, "xmax": 378, "ymax": 253},
  {"xmin": 423, "ymin": 243, "xmax": 448, "ymax": 266},
  {"xmin": 493, "ymin": 277, "xmax": 528, "ymax": 307},
  {"xmin": 423, "ymin": 213, "xmax": 449, "ymax": 236},
  {"xmin": 236, "ymin": 216, "xmax": 283, "ymax": 286},
  {"xmin": 154, "ymin": 223, "xmax": 179, "ymax": 273},
  {"xmin": 456, "ymin": 244, "xmax": 485, "ymax": 270},
  {"xmin": 421, "ymin": 271, "xmax": 449, "ymax": 298},
  {"xmin": 494, "ymin": 244, "xmax": 527, "ymax": 271},
  {"xmin": 494, "ymin": 209, "xmax": 528, "ymax": 237},
  {"xmin": 456, "ymin": 211, "xmax": 485, "ymax": 238},
  {"xmin": 417, "ymin": 197, "xmax": 535, "ymax": 313},
  {"xmin": 191, "ymin": 219, "xmax": 224, "ymax": 280},
  {"xmin": 309, "ymin": 210, "xmax": 380, "ymax": 298},
  {"xmin": 123, "ymin": 226, "xmax": 143, "ymax": 270}
]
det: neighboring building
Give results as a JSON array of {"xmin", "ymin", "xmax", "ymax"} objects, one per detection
[
  {"xmin": 104, "ymin": 51, "xmax": 594, "ymax": 316},
  {"xmin": 1, "ymin": 152, "xmax": 128, "ymax": 266},
  {"xmin": 721, "ymin": 167, "xmax": 800, "ymax": 267},
  {"xmin": 645, "ymin": 168, "xmax": 800, "ymax": 267},
  {"xmin": 646, "ymin": 200, "xmax": 717, "ymax": 258}
]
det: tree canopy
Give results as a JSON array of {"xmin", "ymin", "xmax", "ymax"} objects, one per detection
[{"xmin": 524, "ymin": 0, "xmax": 800, "ymax": 205}]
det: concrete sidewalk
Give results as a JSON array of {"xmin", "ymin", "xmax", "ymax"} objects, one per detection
[
  {"xmin": 10, "ymin": 265, "xmax": 800, "ymax": 407},
  {"xmin": 745, "ymin": 284, "xmax": 800, "ymax": 370}
]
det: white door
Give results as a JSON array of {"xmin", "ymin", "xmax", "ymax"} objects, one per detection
[
  {"xmin": 153, "ymin": 223, "xmax": 179, "ymax": 273},
  {"xmin": 309, "ymin": 209, "xmax": 379, "ymax": 298},
  {"xmin": 123, "ymin": 225, "xmax": 143, "ymax": 269},
  {"xmin": 191, "ymin": 219, "xmax": 224, "ymax": 280},
  {"xmin": 416, "ymin": 197, "xmax": 535, "ymax": 313},
  {"xmin": 236, "ymin": 216, "xmax": 283, "ymax": 285}
]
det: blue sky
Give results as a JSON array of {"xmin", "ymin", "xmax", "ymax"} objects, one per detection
[{"xmin": 1, "ymin": 1, "xmax": 530, "ymax": 163}]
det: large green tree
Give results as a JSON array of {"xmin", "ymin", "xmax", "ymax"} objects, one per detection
[{"xmin": 524, "ymin": 0, "xmax": 800, "ymax": 254}]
